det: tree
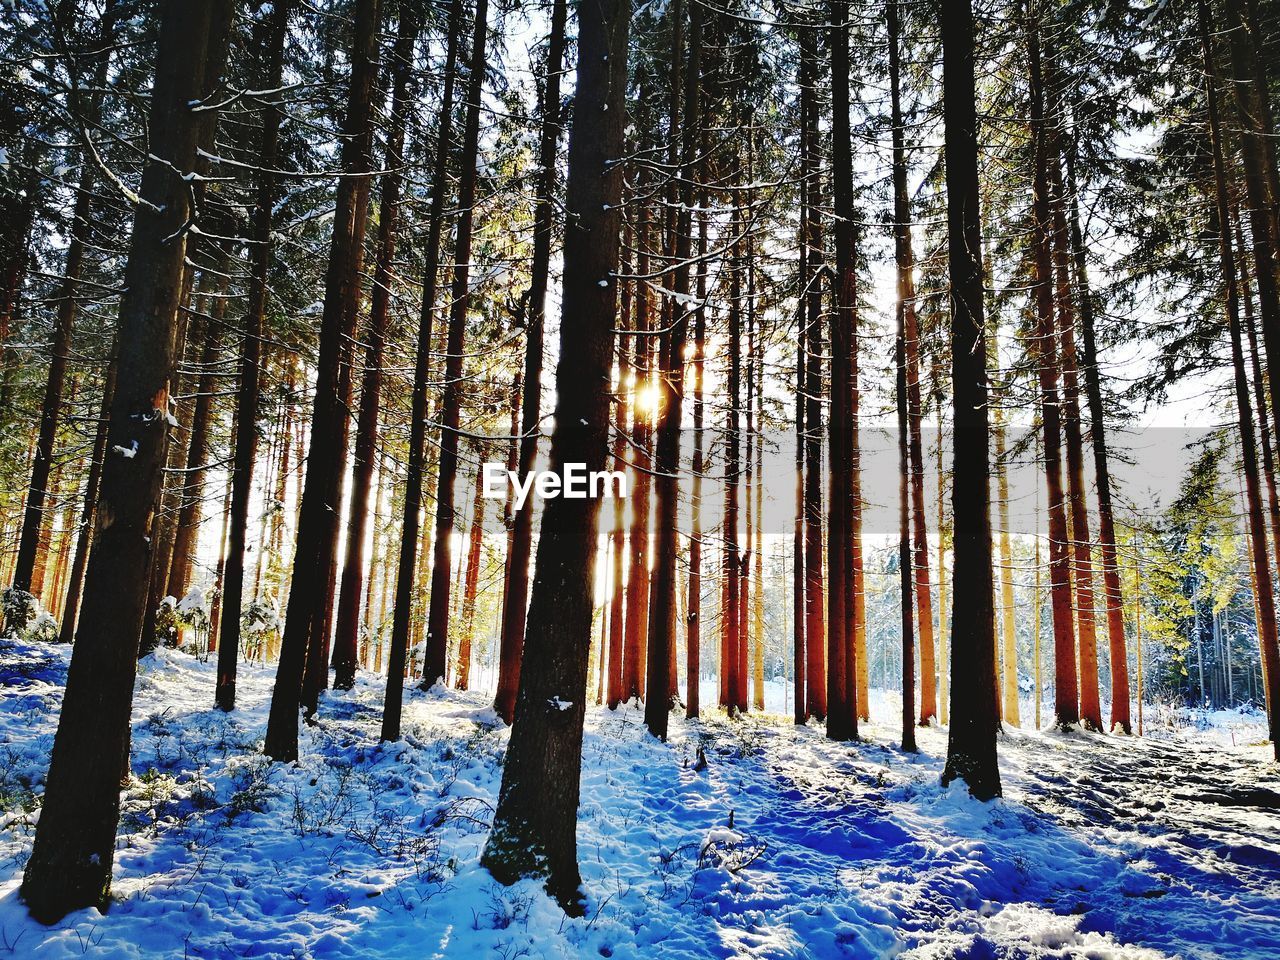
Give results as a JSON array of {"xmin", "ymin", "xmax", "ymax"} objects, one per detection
[
  {"xmin": 939, "ymin": 0, "xmax": 1000, "ymax": 800},
  {"xmin": 481, "ymin": 0, "xmax": 630, "ymax": 912},
  {"xmin": 422, "ymin": 0, "xmax": 492, "ymax": 688},
  {"xmin": 495, "ymin": 0, "xmax": 568, "ymax": 723},
  {"xmin": 164, "ymin": 292, "xmax": 223, "ymax": 602},
  {"xmin": 215, "ymin": 0, "xmax": 291, "ymax": 711},
  {"xmin": 12, "ymin": 0, "xmax": 116, "ymax": 602},
  {"xmin": 687, "ymin": 191, "xmax": 709, "ymax": 719},
  {"xmin": 1049, "ymin": 137, "xmax": 1102, "ymax": 731},
  {"xmin": 646, "ymin": 0, "xmax": 701, "ymax": 739},
  {"xmin": 800, "ymin": 12, "xmax": 826, "ymax": 721},
  {"xmin": 827, "ymin": 0, "xmax": 858, "ymax": 741},
  {"xmin": 1198, "ymin": 0, "xmax": 1280, "ymax": 759},
  {"xmin": 382, "ymin": 0, "xmax": 465, "ymax": 742},
  {"xmin": 264, "ymin": 0, "xmax": 382, "ymax": 761},
  {"xmin": 1224, "ymin": 0, "xmax": 1280, "ymax": 451},
  {"xmin": 332, "ymin": 3, "xmax": 419, "ymax": 691},
  {"xmin": 20, "ymin": 0, "xmax": 235, "ymax": 922},
  {"xmin": 1027, "ymin": 12, "xmax": 1078, "ymax": 732},
  {"xmin": 1065, "ymin": 144, "xmax": 1131, "ymax": 733},
  {"xmin": 889, "ymin": 0, "xmax": 917, "ymax": 753}
]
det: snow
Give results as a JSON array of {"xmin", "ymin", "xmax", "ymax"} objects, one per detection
[{"xmin": 0, "ymin": 638, "xmax": 1277, "ymax": 958}]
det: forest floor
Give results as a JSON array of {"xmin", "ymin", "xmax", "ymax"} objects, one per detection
[{"xmin": 0, "ymin": 638, "xmax": 1276, "ymax": 960}]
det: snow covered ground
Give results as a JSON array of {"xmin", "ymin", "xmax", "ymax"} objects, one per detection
[{"xmin": 0, "ymin": 638, "xmax": 1277, "ymax": 959}]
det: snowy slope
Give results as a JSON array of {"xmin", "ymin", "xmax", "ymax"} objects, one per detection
[{"xmin": 0, "ymin": 638, "xmax": 1276, "ymax": 959}]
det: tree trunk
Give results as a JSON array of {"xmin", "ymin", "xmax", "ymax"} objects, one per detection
[
  {"xmin": 747, "ymin": 317, "xmax": 757, "ymax": 716},
  {"xmin": 723, "ymin": 208, "xmax": 743, "ymax": 714},
  {"xmin": 382, "ymin": 0, "xmax": 464, "ymax": 741},
  {"xmin": 1027, "ymin": 13, "xmax": 1078, "ymax": 731},
  {"xmin": 422, "ymin": 0, "xmax": 491, "ymax": 688},
  {"xmin": 457, "ymin": 451, "xmax": 487, "ymax": 689},
  {"xmin": 801, "ymin": 15, "xmax": 826, "ymax": 720},
  {"xmin": 827, "ymin": 0, "xmax": 858, "ymax": 741},
  {"xmin": 302, "ymin": 149, "xmax": 376, "ymax": 714},
  {"xmin": 939, "ymin": 0, "xmax": 1000, "ymax": 799},
  {"xmin": 1049, "ymin": 140, "xmax": 1102, "ymax": 731},
  {"xmin": 207, "ymin": 466, "xmax": 233, "ymax": 655},
  {"xmin": 332, "ymin": 5, "xmax": 418, "ymax": 690},
  {"xmin": 1237, "ymin": 212, "xmax": 1280, "ymax": 596},
  {"xmin": 624, "ymin": 208, "xmax": 653, "ymax": 704},
  {"xmin": 1199, "ymin": 0, "xmax": 1280, "ymax": 759},
  {"xmin": 60, "ymin": 337, "xmax": 118, "ymax": 643},
  {"xmin": 1225, "ymin": 0, "xmax": 1280, "ymax": 453},
  {"xmin": 887, "ymin": 12, "xmax": 937, "ymax": 727},
  {"xmin": 647, "ymin": 0, "xmax": 690, "ymax": 724},
  {"xmin": 495, "ymin": 0, "xmax": 567, "ymax": 722},
  {"xmin": 607, "ymin": 260, "xmax": 630, "ymax": 710},
  {"xmin": 887, "ymin": 0, "xmax": 936, "ymax": 728},
  {"xmin": 888, "ymin": 0, "xmax": 918, "ymax": 750},
  {"xmin": 793, "ymin": 197, "xmax": 808, "ymax": 724},
  {"xmin": 165, "ymin": 293, "xmax": 224, "ymax": 601},
  {"xmin": 481, "ymin": 0, "xmax": 629, "ymax": 909},
  {"xmin": 1065, "ymin": 144, "xmax": 1130, "ymax": 733},
  {"xmin": 264, "ymin": 0, "xmax": 381, "ymax": 760},
  {"xmin": 20, "ymin": 0, "xmax": 233, "ymax": 922},
  {"xmin": 687, "ymin": 189, "xmax": 708, "ymax": 719},
  {"xmin": 936, "ymin": 396, "xmax": 950, "ymax": 725}
]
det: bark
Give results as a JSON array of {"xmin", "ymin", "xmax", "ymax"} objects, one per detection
[
  {"xmin": 650, "ymin": 0, "xmax": 701, "ymax": 737},
  {"xmin": 940, "ymin": 0, "xmax": 1000, "ymax": 799},
  {"xmin": 1065, "ymin": 145, "xmax": 1130, "ymax": 733},
  {"xmin": 793, "ymin": 204, "xmax": 808, "ymax": 724},
  {"xmin": 382, "ymin": 0, "xmax": 464, "ymax": 741},
  {"xmin": 1049, "ymin": 141, "xmax": 1102, "ymax": 731},
  {"xmin": 623, "ymin": 209, "xmax": 654, "ymax": 703},
  {"xmin": 265, "ymin": 0, "xmax": 381, "ymax": 760},
  {"xmin": 423, "ymin": 0, "xmax": 491, "ymax": 687},
  {"xmin": 1237, "ymin": 213, "xmax": 1280, "ymax": 592},
  {"xmin": 995, "ymin": 404, "xmax": 1020, "ymax": 725},
  {"xmin": 888, "ymin": 0, "xmax": 936, "ymax": 726},
  {"xmin": 1199, "ymin": 0, "xmax": 1280, "ymax": 759},
  {"xmin": 481, "ymin": 0, "xmax": 629, "ymax": 909},
  {"xmin": 207, "ymin": 467, "xmax": 233, "ymax": 655},
  {"xmin": 752, "ymin": 327, "xmax": 766, "ymax": 712},
  {"xmin": 495, "ymin": 0, "xmax": 568, "ymax": 722},
  {"xmin": 303, "ymin": 151, "xmax": 376, "ymax": 714},
  {"xmin": 60, "ymin": 339, "xmax": 117, "ymax": 644},
  {"xmin": 801, "ymin": 16, "xmax": 826, "ymax": 720},
  {"xmin": 20, "ymin": 0, "xmax": 233, "ymax": 922},
  {"xmin": 332, "ymin": 5, "xmax": 418, "ymax": 690},
  {"xmin": 1225, "ymin": 0, "xmax": 1280, "ymax": 453},
  {"xmin": 827, "ymin": 0, "xmax": 858, "ymax": 740},
  {"xmin": 936, "ymin": 397, "xmax": 950, "ymax": 724},
  {"xmin": 457, "ymin": 451, "xmax": 487, "ymax": 689},
  {"xmin": 165, "ymin": 293, "xmax": 224, "ymax": 600},
  {"xmin": 888, "ymin": 0, "xmax": 918, "ymax": 751},
  {"xmin": 607, "ymin": 264, "xmax": 630, "ymax": 709},
  {"xmin": 687, "ymin": 191, "xmax": 708, "ymax": 719},
  {"xmin": 724, "ymin": 214, "xmax": 743, "ymax": 713},
  {"xmin": 1027, "ymin": 14, "xmax": 1078, "ymax": 730}
]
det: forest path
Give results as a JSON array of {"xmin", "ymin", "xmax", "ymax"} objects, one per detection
[
  {"xmin": 1, "ymin": 640, "xmax": 1277, "ymax": 960},
  {"xmin": 1000, "ymin": 725, "xmax": 1280, "ymax": 958},
  {"xmin": 712, "ymin": 709, "xmax": 1280, "ymax": 959}
]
